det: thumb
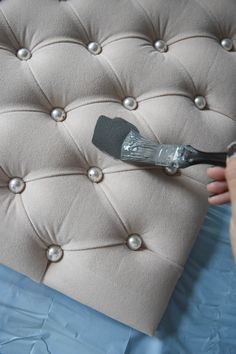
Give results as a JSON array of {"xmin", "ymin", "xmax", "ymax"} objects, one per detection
[{"xmin": 225, "ymin": 142, "xmax": 236, "ymax": 260}]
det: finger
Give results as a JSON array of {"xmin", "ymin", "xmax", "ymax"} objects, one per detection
[
  {"xmin": 230, "ymin": 219, "xmax": 236, "ymax": 261},
  {"xmin": 225, "ymin": 142, "xmax": 236, "ymax": 216},
  {"xmin": 208, "ymin": 191, "xmax": 231, "ymax": 205},
  {"xmin": 207, "ymin": 166, "xmax": 226, "ymax": 181},
  {"xmin": 207, "ymin": 181, "xmax": 228, "ymax": 194}
]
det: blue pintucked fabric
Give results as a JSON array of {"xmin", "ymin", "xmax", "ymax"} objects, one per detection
[{"xmin": 0, "ymin": 204, "xmax": 235, "ymax": 354}]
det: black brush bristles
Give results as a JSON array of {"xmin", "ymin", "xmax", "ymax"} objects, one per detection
[{"xmin": 92, "ymin": 115, "xmax": 139, "ymax": 159}]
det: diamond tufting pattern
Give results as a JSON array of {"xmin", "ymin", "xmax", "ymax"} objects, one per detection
[{"xmin": 0, "ymin": 0, "xmax": 236, "ymax": 335}]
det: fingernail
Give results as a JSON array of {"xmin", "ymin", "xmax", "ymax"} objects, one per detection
[{"xmin": 227, "ymin": 142, "xmax": 236, "ymax": 159}]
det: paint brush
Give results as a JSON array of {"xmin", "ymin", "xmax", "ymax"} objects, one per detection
[{"xmin": 92, "ymin": 115, "xmax": 227, "ymax": 169}]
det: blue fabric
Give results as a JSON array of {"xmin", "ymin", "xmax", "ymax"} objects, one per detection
[{"xmin": 0, "ymin": 204, "xmax": 235, "ymax": 354}]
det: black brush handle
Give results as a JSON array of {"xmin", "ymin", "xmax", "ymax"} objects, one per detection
[{"xmin": 187, "ymin": 149, "xmax": 227, "ymax": 167}]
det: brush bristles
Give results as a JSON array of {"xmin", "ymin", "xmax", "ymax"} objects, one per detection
[
  {"xmin": 120, "ymin": 130, "xmax": 160, "ymax": 164},
  {"xmin": 92, "ymin": 115, "xmax": 140, "ymax": 159},
  {"xmin": 120, "ymin": 130, "xmax": 188, "ymax": 167}
]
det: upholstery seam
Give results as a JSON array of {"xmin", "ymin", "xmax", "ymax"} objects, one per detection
[
  {"xmin": 167, "ymin": 51, "xmax": 197, "ymax": 94},
  {"xmin": 19, "ymin": 195, "xmax": 48, "ymax": 247},
  {"xmin": 139, "ymin": 92, "xmax": 192, "ymax": 103},
  {"xmin": 99, "ymin": 54, "xmax": 125, "ymax": 98},
  {"xmin": 24, "ymin": 168, "xmax": 164, "ymax": 182},
  {"xmin": 191, "ymin": 0, "xmax": 223, "ymax": 36},
  {"xmin": 180, "ymin": 172, "xmax": 207, "ymax": 187},
  {"xmin": 64, "ymin": 1, "xmax": 90, "ymax": 42},
  {"xmin": 145, "ymin": 248, "xmax": 183, "ymax": 271},
  {"xmin": 168, "ymin": 34, "xmax": 218, "ymax": 46},
  {"xmin": 24, "ymin": 172, "xmax": 85, "ymax": 183},
  {"xmin": 62, "ymin": 122, "xmax": 89, "ymax": 167},
  {"xmin": 205, "ymin": 44, "xmax": 220, "ymax": 82},
  {"xmin": 0, "ymin": 166, "xmax": 10, "ymax": 178},
  {"xmin": 0, "ymin": 108, "xmax": 48, "ymax": 116},
  {"xmin": 132, "ymin": 0, "xmax": 156, "ymax": 39},
  {"xmin": 28, "ymin": 32, "xmax": 222, "ymax": 53},
  {"xmin": 0, "ymin": 7, "xmax": 20, "ymax": 48},
  {"xmin": 64, "ymin": 243, "xmax": 183, "ymax": 270},
  {"xmin": 209, "ymin": 108, "xmax": 236, "ymax": 124},
  {"xmin": 0, "ymin": 10, "xmax": 53, "ymax": 112},
  {"xmin": 66, "ymin": 98, "xmax": 121, "ymax": 112},
  {"xmin": 64, "ymin": 242, "xmax": 126, "ymax": 252},
  {"xmin": 31, "ymin": 38, "xmax": 85, "ymax": 53},
  {"xmin": 32, "ymin": 34, "xmax": 155, "ymax": 51},
  {"xmin": 39, "ymin": 261, "xmax": 50, "ymax": 283},
  {"xmin": 27, "ymin": 63, "xmax": 53, "ymax": 108},
  {"xmin": 98, "ymin": 183, "xmax": 130, "ymax": 235},
  {"xmin": 53, "ymin": 182, "xmax": 85, "ymax": 241},
  {"xmin": 135, "ymin": 110, "xmax": 162, "ymax": 144},
  {"xmin": 103, "ymin": 166, "xmax": 161, "ymax": 174},
  {"xmin": 0, "ymin": 46, "xmax": 14, "ymax": 53},
  {"xmin": 103, "ymin": 33, "xmax": 152, "ymax": 47},
  {"xmin": 103, "ymin": 33, "xmax": 219, "ymax": 47}
]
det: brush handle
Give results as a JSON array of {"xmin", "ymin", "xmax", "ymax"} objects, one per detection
[{"xmin": 187, "ymin": 148, "xmax": 227, "ymax": 167}]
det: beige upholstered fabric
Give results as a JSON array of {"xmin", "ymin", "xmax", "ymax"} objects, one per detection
[{"xmin": 0, "ymin": 0, "xmax": 236, "ymax": 336}]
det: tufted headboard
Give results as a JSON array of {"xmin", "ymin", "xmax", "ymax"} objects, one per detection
[{"xmin": 0, "ymin": 0, "xmax": 236, "ymax": 336}]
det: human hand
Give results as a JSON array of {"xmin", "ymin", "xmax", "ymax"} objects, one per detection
[{"xmin": 207, "ymin": 142, "xmax": 236, "ymax": 259}]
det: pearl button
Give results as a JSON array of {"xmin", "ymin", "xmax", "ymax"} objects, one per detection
[
  {"xmin": 46, "ymin": 244, "xmax": 63, "ymax": 262},
  {"xmin": 221, "ymin": 38, "xmax": 233, "ymax": 51},
  {"xmin": 87, "ymin": 167, "xmax": 103, "ymax": 183},
  {"xmin": 163, "ymin": 166, "xmax": 179, "ymax": 176},
  {"xmin": 16, "ymin": 48, "xmax": 32, "ymax": 60},
  {"xmin": 154, "ymin": 40, "xmax": 168, "ymax": 53},
  {"xmin": 122, "ymin": 97, "xmax": 138, "ymax": 110},
  {"xmin": 194, "ymin": 96, "xmax": 206, "ymax": 110},
  {"xmin": 9, "ymin": 177, "xmax": 25, "ymax": 193},
  {"xmin": 88, "ymin": 42, "xmax": 102, "ymax": 55},
  {"xmin": 51, "ymin": 108, "xmax": 67, "ymax": 122},
  {"xmin": 127, "ymin": 234, "xmax": 142, "ymax": 250}
]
